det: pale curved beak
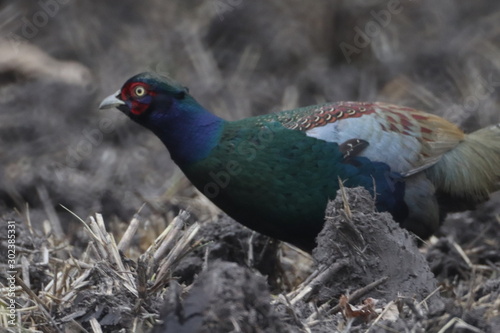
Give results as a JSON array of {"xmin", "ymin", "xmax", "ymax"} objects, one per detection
[{"xmin": 99, "ymin": 90, "xmax": 125, "ymax": 110}]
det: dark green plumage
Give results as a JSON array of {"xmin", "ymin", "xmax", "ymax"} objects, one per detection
[
  {"xmin": 100, "ymin": 72, "xmax": 500, "ymax": 251},
  {"xmin": 183, "ymin": 116, "xmax": 404, "ymax": 249}
]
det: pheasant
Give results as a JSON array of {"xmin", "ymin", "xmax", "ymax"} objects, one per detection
[{"xmin": 100, "ymin": 72, "xmax": 500, "ymax": 251}]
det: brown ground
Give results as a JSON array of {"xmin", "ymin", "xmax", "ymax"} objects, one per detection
[{"xmin": 1, "ymin": 1, "xmax": 500, "ymax": 332}]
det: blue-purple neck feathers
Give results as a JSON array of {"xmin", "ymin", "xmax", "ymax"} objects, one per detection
[{"xmin": 143, "ymin": 97, "xmax": 224, "ymax": 165}]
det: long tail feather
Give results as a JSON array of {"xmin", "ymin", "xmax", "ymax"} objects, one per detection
[{"xmin": 427, "ymin": 123, "xmax": 500, "ymax": 201}]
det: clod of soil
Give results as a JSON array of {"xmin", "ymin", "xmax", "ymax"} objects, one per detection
[
  {"xmin": 173, "ymin": 215, "xmax": 281, "ymax": 287},
  {"xmin": 313, "ymin": 187, "xmax": 441, "ymax": 306},
  {"xmin": 153, "ymin": 261, "xmax": 289, "ymax": 333}
]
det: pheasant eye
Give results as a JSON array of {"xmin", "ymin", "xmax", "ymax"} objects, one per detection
[{"xmin": 133, "ymin": 85, "xmax": 147, "ymax": 97}]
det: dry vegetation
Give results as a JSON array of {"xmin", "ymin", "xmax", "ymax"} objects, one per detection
[{"xmin": 1, "ymin": 1, "xmax": 500, "ymax": 332}]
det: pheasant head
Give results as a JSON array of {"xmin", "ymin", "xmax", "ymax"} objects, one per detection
[{"xmin": 99, "ymin": 72, "xmax": 223, "ymax": 164}]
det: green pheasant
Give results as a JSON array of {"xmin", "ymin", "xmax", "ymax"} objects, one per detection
[{"xmin": 100, "ymin": 72, "xmax": 500, "ymax": 251}]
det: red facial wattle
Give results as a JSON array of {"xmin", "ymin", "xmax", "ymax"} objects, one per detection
[{"xmin": 120, "ymin": 82, "xmax": 156, "ymax": 115}]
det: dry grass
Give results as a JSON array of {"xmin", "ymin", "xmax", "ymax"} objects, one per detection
[
  {"xmin": 1, "ymin": 193, "xmax": 498, "ymax": 332},
  {"xmin": 0, "ymin": 207, "xmax": 201, "ymax": 332}
]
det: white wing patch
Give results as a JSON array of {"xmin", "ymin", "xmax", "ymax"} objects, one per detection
[{"xmin": 305, "ymin": 114, "xmax": 423, "ymax": 175}]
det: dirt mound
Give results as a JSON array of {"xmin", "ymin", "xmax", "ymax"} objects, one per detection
[{"xmin": 314, "ymin": 187, "xmax": 439, "ymax": 303}]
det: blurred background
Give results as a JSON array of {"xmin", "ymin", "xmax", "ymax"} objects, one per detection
[{"xmin": 1, "ymin": 0, "xmax": 500, "ymax": 237}]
